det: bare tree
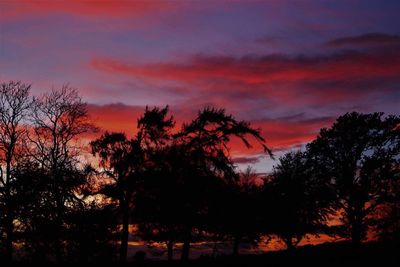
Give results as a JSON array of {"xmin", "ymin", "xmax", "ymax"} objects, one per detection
[
  {"xmin": 0, "ymin": 81, "xmax": 32, "ymax": 262},
  {"xmin": 28, "ymin": 85, "xmax": 93, "ymax": 262}
]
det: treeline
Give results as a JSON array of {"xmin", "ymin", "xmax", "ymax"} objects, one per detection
[{"xmin": 0, "ymin": 81, "xmax": 399, "ymax": 263}]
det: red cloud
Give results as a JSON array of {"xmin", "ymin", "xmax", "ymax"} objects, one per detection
[
  {"xmin": 90, "ymin": 49, "xmax": 400, "ymax": 111},
  {"xmin": 228, "ymin": 116, "xmax": 333, "ymax": 156},
  {"xmin": 91, "ymin": 50, "xmax": 400, "ymax": 85},
  {"xmin": 253, "ymin": 117, "xmax": 334, "ymax": 150},
  {"xmin": 87, "ymin": 103, "xmax": 143, "ymax": 134}
]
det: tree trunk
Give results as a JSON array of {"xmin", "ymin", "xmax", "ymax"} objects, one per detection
[
  {"xmin": 181, "ymin": 241, "xmax": 190, "ymax": 261},
  {"xmin": 181, "ymin": 227, "xmax": 191, "ymax": 261},
  {"xmin": 351, "ymin": 217, "xmax": 362, "ymax": 258},
  {"xmin": 232, "ymin": 235, "xmax": 240, "ymax": 256},
  {"xmin": 5, "ymin": 161, "xmax": 13, "ymax": 262},
  {"xmin": 5, "ymin": 213, "xmax": 13, "ymax": 262},
  {"xmin": 349, "ymin": 199, "xmax": 363, "ymax": 259},
  {"xmin": 285, "ymin": 236, "xmax": 295, "ymax": 251},
  {"xmin": 167, "ymin": 240, "xmax": 174, "ymax": 261},
  {"xmin": 5, "ymin": 190, "xmax": 13, "ymax": 262},
  {"xmin": 54, "ymin": 193, "xmax": 63, "ymax": 263},
  {"xmin": 120, "ymin": 199, "xmax": 130, "ymax": 263},
  {"xmin": 53, "ymin": 166, "xmax": 64, "ymax": 263}
]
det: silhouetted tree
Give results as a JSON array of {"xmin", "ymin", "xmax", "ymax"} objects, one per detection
[
  {"xmin": 208, "ymin": 166, "xmax": 263, "ymax": 256},
  {"xmin": 136, "ymin": 105, "xmax": 175, "ymax": 151},
  {"xmin": 133, "ymin": 107, "xmax": 178, "ymax": 261},
  {"xmin": 231, "ymin": 167, "xmax": 264, "ymax": 256},
  {"xmin": 137, "ymin": 141, "xmax": 222, "ymax": 261},
  {"xmin": 12, "ymin": 159, "xmax": 54, "ymax": 261},
  {"xmin": 135, "ymin": 105, "xmax": 176, "ymax": 258},
  {"xmin": 91, "ymin": 106, "xmax": 174, "ymax": 263},
  {"xmin": 65, "ymin": 202, "xmax": 119, "ymax": 262},
  {"xmin": 263, "ymin": 151, "xmax": 334, "ymax": 250},
  {"xmin": 28, "ymin": 86, "xmax": 93, "ymax": 261},
  {"xmin": 135, "ymin": 152, "xmax": 184, "ymax": 261},
  {"xmin": 90, "ymin": 132, "xmax": 139, "ymax": 262},
  {"xmin": 135, "ymin": 108, "xmax": 270, "ymax": 261},
  {"xmin": 172, "ymin": 107, "xmax": 270, "ymax": 260},
  {"xmin": 307, "ymin": 112, "xmax": 400, "ymax": 255},
  {"xmin": 12, "ymin": 158, "xmax": 89, "ymax": 261},
  {"xmin": 0, "ymin": 81, "xmax": 32, "ymax": 261}
]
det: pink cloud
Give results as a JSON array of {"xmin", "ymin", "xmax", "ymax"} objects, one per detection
[
  {"xmin": 2, "ymin": 0, "xmax": 181, "ymax": 20},
  {"xmin": 91, "ymin": 50, "xmax": 400, "ymax": 85}
]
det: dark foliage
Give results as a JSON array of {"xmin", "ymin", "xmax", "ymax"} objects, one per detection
[
  {"xmin": 307, "ymin": 112, "xmax": 400, "ymax": 254},
  {"xmin": 262, "ymin": 151, "xmax": 335, "ymax": 250}
]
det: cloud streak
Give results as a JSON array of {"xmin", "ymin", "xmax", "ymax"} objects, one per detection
[
  {"xmin": 90, "ymin": 47, "xmax": 400, "ymax": 114},
  {"xmin": 91, "ymin": 50, "xmax": 400, "ymax": 84},
  {"xmin": 326, "ymin": 33, "xmax": 400, "ymax": 47},
  {"xmin": 232, "ymin": 156, "xmax": 262, "ymax": 164}
]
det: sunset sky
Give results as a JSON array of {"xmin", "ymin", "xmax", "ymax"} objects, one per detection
[{"xmin": 1, "ymin": 0, "xmax": 400, "ymax": 172}]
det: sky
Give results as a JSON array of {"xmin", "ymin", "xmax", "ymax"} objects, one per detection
[{"xmin": 1, "ymin": 0, "xmax": 400, "ymax": 172}]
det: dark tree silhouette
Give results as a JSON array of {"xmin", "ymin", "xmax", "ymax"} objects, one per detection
[
  {"xmin": 12, "ymin": 159, "xmax": 55, "ymax": 261},
  {"xmin": 230, "ymin": 167, "xmax": 264, "ymax": 256},
  {"xmin": 135, "ymin": 148, "xmax": 184, "ymax": 261},
  {"xmin": 137, "ymin": 105, "xmax": 175, "ymax": 150},
  {"xmin": 0, "ymin": 81, "xmax": 32, "ymax": 262},
  {"xmin": 134, "ymin": 106, "xmax": 178, "ymax": 261},
  {"xmin": 208, "ymin": 166, "xmax": 263, "ymax": 256},
  {"xmin": 136, "ymin": 108, "xmax": 270, "ymax": 261},
  {"xmin": 65, "ymin": 202, "xmax": 119, "ymax": 262},
  {"xmin": 90, "ymin": 132, "xmax": 139, "ymax": 263},
  {"xmin": 173, "ymin": 107, "xmax": 270, "ymax": 260},
  {"xmin": 307, "ymin": 112, "xmax": 400, "ymax": 255},
  {"xmin": 263, "ymin": 151, "xmax": 334, "ymax": 250},
  {"xmin": 28, "ymin": 86, "xmax": 93, "ymax": 261},
  {"xmin": 12, "ymin": 158, "xmax": 91, "ymax": 262},
  {"xmin": 91, "ymin": 106, "xmax": 174, "ymax": 263}
]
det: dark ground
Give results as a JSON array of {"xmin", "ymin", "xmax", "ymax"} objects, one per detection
[{"xmin": 8, "ymin": 241, "xmax": 400, "ymax": 266}]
